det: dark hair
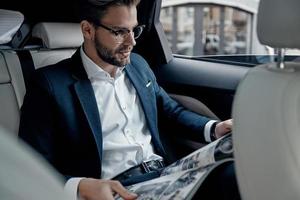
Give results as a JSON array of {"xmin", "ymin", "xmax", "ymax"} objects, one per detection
[{"xmin": 79, "ymin": 0, "xmax": 140, "ymax": 24}]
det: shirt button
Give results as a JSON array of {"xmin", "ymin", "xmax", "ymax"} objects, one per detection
[{"xmin": 122, "ymin": 106, "xmax": 126, "ymax": 110}]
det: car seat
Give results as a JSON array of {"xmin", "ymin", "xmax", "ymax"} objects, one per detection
[{"xmin": 232, "ymin": 0, "xmax": 300, "ymax": 199}]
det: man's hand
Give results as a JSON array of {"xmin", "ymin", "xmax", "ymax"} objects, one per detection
[
  {"xmin": 214, "ymin": 119, "xmax": 233, "ymax": 139},
  {"xmin": 78, "ymin": 178, "xmax": 137, "ymax": 200}
]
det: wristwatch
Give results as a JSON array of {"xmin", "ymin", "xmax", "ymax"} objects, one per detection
[{"xmin": 210, "ymin": 121, "xmax": 218, "ymax": 141}]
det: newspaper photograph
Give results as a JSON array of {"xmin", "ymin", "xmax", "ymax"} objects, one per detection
[{"xmin": 161, "ymin": 134, "xmax": 233, "ymax": 176}]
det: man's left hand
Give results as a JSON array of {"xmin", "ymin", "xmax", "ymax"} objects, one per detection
[{"xmin": 214, "ymin": 119, "xmax": 233, "ymax": 139}]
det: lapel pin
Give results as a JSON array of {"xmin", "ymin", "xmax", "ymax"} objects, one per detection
[{"xmin": 146, "ymin": 81, "xmax": 152, "ymax": 87}]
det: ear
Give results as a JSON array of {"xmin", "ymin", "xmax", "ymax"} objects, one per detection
[{"xmin": 80, "ymin": 20, "xmax": 95, "ymax": 40}]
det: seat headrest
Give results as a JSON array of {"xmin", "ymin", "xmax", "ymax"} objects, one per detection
[
  {"xmin": 32, "ymin": 23, "xmax": 83, "ymax": 49},
  {"xmin": 257, "ymin": 0, "xmax": 300, "ymax": 49},
  {"xmin": 0, "ymin": 9, "xmax": 24, "ymax": 45}
]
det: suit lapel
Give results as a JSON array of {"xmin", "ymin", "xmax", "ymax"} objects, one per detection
[
  {"xmin": 70, "ymin": 50, "xmax": 103, "ymax": 161},
  {"xmin": 125, "ymin": 64, "xmax": 161, "ymax": 148}
]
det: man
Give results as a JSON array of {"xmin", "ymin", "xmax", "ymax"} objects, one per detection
[{"xmin": 19, "ymin": 0, "xmax": 239, "ymax": 199}]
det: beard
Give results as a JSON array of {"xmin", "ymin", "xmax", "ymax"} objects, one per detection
[{"xmin": 94, "ymin": 37, "xmax": 131, "ymax": 67}]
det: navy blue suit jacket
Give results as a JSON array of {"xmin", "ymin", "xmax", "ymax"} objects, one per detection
[{"xmin": 19, "ymin": 49, "xmax": 210, "ymax": 180}]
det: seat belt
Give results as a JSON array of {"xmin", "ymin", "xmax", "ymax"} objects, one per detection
[{"xmin": 16, "ymin": 50, "xmax": 35, "ymax": 90}]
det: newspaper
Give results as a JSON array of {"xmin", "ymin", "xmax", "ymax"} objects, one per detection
[{"xmin": 115, "ymin": 134, "xmax": 234, "ymax": 200}]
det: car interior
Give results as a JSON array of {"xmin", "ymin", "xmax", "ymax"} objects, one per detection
[
  {"xmin": 1, "ymin": 0, "xmax": 249, "ymax": 159},
  {"xmin": 0, "ymin": 0, "xmax": 300, "ymax": 199}
]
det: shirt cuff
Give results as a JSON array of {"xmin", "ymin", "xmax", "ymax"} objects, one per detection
[
  {"xmin": 64, "ymin": 177, "xmax": 84, "ymax": 200},
  {"xmin": 204, "ymin": 120, "xmax": 219, "ymax": 143}
]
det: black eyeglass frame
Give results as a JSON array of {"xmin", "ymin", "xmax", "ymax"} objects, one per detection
[
  {"xmin": 94, "ymin": 23, "xmax": 145, "ymax": 40},
  {"xmin": 87, "ymin": 0, "xmax": 114, "ymax": 6}
]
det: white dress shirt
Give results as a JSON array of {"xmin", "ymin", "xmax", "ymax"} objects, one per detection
[
  {"xmin": 64, "ymin": 47, "xmax": 216, "ymax": 199},
  {"xmin": 81, "ymin": 48, "xmax": 162, "ymax": 179}
]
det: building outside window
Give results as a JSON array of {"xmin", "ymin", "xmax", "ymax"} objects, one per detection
[{"xmin": 160, "ymin": 0, "xmax": 258, "ymax": 56}]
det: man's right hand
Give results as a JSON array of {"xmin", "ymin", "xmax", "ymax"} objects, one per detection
[{"xmin": 78, "ymin": 178, "xmax": 137, "ymax": 200}]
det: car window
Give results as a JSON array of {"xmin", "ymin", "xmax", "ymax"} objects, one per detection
[
  {"xmin": 160, "ymin": 2, "xmax": 253, "ymax": 56},
  {"xmin": 160, "ymin": 0, "xmax": 300, "ymax": 57}
]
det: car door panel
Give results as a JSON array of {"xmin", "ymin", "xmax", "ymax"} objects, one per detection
[{"xmin": 155, "ymin": 57, "xmax": 249, "ymax": 120}]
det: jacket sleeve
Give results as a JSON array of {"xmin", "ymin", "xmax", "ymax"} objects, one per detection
[
  {"xmin": 154, "ymin": 81, "xmax": 211, "ymax": 142},
  {"xmin": 132, "ymin": 53, "xmax": 211, "ymax": 142}
]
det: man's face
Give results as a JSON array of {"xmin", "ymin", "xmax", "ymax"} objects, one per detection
[{"xmin": 93, "ymin": 5, "xmax": 138, "ymax": 67}]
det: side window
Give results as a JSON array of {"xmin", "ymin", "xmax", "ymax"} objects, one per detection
[{"xmin": 160, "ymin": 3, "xmax": 253, "ymax": 56}]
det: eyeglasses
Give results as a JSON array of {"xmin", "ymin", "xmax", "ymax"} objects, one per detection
[
  {"xmin": 88, "ymin": 0, "xmax": 113, "ymax": 6},
  {"xmin": 95, "ymin": 23, "xmax": 145, "ymax": 42}
]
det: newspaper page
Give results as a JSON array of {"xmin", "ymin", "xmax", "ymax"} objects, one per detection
[
  {"xmin": 161, "ymin": 134, "xmax": 233, "ymax": 176},
  {"xmin": 115, "ymin": 160, "xmax": 231, "ymax": 200},
  {"xmin": 114, "ymin": 134, "xmax": 233, "ymax": 200}
]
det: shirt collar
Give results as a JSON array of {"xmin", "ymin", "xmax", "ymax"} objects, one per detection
[{"xmin": 80, "ymin": 46, "xmax": 125, "ymax": 80}]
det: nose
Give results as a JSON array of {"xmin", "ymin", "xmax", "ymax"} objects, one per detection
[{"xmin": 123, "ymin": 31, "xmax": 136, "ymax": 46}]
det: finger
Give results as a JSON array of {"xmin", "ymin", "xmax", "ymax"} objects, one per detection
[
  {"xmin": 222, "ymin": 120, "xmax": 233, "ymax": 132},
  {"xmin": 109, "ymin": 180, "xmax": 138, "ymax": 199},
  {"xmin": 79, "ymin": 178, "xmax": 116, "ymax": 200},
  {"xmin": 225, "ymin": 119, "xmax": 233, "ymax": 128},
  {"xmin": 228, "ymin": 119, "xmax": 233, "ymax": 126},
  {"xmin": 215, "ymin": 120, "xmax": 232, "ymax": 138},
  {"xmin": 99, "ymin": 187, "xmax": 115, "ymax": 200}
]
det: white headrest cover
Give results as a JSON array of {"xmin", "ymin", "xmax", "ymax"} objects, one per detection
[
  {"xmin": 257, "ymin": 0, "xmax": 300, "ymax": 49},
  {"xmin": 32, "ymin": 23, "xmax": 83, "ymax": 49},
  {"xmin": 0, "ymin": 9, "xmax": 24, "ymax": 44}
]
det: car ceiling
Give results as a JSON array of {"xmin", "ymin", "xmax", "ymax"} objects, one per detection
[{"xmin": 2, "ymin": 0, "xmax": 158, "ymax": 24}]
